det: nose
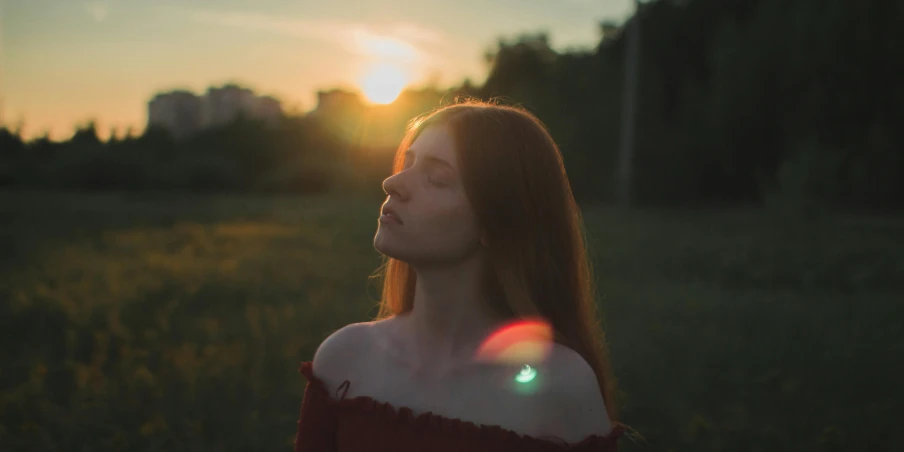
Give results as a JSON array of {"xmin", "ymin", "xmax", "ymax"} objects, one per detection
[{"xmin": 382, "ymin": 171, "xmax": 408, "ymax": 200}]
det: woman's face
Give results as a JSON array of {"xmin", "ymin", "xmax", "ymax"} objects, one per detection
[{"xmin": 374, "ymin": 125, "xmax": 484, "ymax": 267}]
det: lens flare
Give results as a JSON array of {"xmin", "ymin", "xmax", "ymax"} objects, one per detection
[
  {"xmin": 515, "ymin": 364, "xmax": 537, "ymax": 383},
  {"xmin": 474, "ymin": 318, "xmax": 553, "ymax": 365}
]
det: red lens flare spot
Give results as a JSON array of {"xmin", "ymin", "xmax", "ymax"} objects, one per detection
[{"xmin": 474, "ymin": 318, "xmax": 554, "ymax": 365}]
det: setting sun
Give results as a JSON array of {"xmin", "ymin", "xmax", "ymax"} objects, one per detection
[{"xmin": 360, "ymin": 63, "xmax": 410, "ymax": 104}]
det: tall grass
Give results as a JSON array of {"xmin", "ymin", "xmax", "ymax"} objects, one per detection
[{"xmin": 1, "ymin": 190, "xmax": 901, "ymax": 451}]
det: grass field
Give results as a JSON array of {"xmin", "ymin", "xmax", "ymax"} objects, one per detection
[{"xmin": 1, "ymin": 189, "xmax": 902, "ymax": 452}]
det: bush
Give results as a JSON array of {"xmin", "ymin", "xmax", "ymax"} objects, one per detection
[{"xmin": 760, "ymin": 136, "xmax": 843, "ymax": 220}]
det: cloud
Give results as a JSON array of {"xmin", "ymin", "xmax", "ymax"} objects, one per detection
[
  {"xmin": 191, "ymin": 10, "xmax": 449, "ymax": 62},
  {"xmin": 349, "ymin": 29, "xmax": 419, "ymax": 60},
  {"xmin": 393, "ymin": 24, "xmax": 446, "ymax": 46},
  {"xmin": 192, "ymin": 10, "xmax": 346, "ymax": 41}
]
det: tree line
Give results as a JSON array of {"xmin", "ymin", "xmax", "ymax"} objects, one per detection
[{"xmin": 2, "ymin": 0, "xmax": 901, "ymax": 210}]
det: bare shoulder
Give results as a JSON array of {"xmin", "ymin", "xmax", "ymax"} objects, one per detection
[
  {"xmin": 311, "ymin": 321, "xmax": 378, "ymax": 398},
  {"xmin": 535, "ymin": 344, "xmax": 614, "ymax": 442}
]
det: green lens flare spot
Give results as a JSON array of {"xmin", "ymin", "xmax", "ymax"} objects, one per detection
[{"xmin": 515, "ymin": 364, "xmax": 537, "ymax": 383}]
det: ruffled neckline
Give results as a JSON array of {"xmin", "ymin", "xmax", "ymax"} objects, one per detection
[{"xmin": 299, "ymin": 361, "xmax": 625, "ymax": 451}]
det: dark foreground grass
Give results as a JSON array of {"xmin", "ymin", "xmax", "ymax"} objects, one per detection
[{"xmin": 1, "ymin": 190, "xmax": 901, "ymax": 452}]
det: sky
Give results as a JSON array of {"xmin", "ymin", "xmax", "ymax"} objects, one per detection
[{"xmin": 1, "ymin": 0, "xmax": 634, "ymax": 140}]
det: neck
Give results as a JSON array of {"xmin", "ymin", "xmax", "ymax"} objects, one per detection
[{"xmin": 400, "ymin": 253, "xmax": 507, "ymax": 371}]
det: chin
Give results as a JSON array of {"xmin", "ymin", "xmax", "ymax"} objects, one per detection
[
  {"xmin": 376, "ymin": 247, "xmax": 412, "ymax": 263},
  {"xmin": 376, "ymin": 238, "xmax": 426, "ymax": 266},
  {"xmin": 374, "ymin": 232, "xmax": 403, "ymax": 259}
]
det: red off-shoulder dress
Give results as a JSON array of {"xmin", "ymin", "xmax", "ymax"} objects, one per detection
[{"xmin": 294, "ymin": 361, "xmax": 624, "ymax": 452}]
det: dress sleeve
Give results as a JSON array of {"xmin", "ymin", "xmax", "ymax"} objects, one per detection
[{"xmin": 294, "ymin": 361, "xmax": 338, "ymax": 452}]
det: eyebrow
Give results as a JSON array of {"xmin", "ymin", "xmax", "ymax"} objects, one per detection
[{"xmin": 404, "ymin": 150, "xmax": 455, "ymax": 172}]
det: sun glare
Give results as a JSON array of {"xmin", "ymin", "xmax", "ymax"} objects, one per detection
[{"xmin": 360, "ymin": 63, "xmax": 410, "ymax": 105}]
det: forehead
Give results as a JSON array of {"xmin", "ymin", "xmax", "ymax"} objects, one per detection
[{"xmin": 407, "ymin": 126, "xmax": 457, "ymax": 166}]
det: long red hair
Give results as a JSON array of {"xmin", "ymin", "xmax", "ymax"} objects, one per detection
[{"xmin": 371, "ymin": 100, "xmax": 619, "ymax": 422}]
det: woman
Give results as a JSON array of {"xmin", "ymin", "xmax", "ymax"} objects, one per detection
[{"xmin": 295, "ymin": 100, "xmax": 625, "ymax": 451}]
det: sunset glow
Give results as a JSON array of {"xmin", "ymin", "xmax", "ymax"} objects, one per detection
[
  {"xmin": 3, "ymin": 1, "xmax": 636, "ymax": 139},
  {"xmin": 360, "ymin": 63, "xmax": 410, "ymax": 104}
]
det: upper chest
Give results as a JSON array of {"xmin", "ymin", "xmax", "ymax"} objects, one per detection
[{"xmin": 339, "ymin": 320, "xmax": 548, "ymax": 434}]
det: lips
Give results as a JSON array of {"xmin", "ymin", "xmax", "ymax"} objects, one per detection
[{"xmin": 381, "ymin": 205, "xmax": 403, "ymax": 224}]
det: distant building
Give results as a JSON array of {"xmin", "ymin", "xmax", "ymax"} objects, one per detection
[
  {"xmin": 202, "ymin": 84, "xmax": 258, "ymax": 127},
  {"xmin": 306, "ymin": 89, "xmax": 369, "ymax": 145},
  {"xmin": 310, "ymin": 89, "xmax": 366, "ymax": 117},
  {"xmin": 147, "ymin": 90, "xmax": 203, "ymax": 140},
  {"xmin": 146, "ymin": 84, "xmax": 284, "ymax": 139},
  {"xmin": 254, "ymin": 96, "xmax": 283, "ymax": 126},
  {"xmin": 393, "ymin": 87, "xmax": 445, "ymax": 114}
]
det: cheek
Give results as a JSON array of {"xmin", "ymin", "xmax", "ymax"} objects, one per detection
[{"xmin": 420, "ymin": 198, "xmax": 481, "ymax": 243}]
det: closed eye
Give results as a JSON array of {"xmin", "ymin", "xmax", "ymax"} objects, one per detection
[{"xmin": 402, "ymin": 158, "xmax": 452, "ymax": 187}]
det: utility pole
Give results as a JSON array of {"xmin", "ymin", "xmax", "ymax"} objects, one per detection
[
  {"xmin": 0, "ymin": 0, "xmax": 5, "ymax": 129},
  {"xmin": 616, "ymin": 0, "xmax": 641, "ymax": 207}
]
